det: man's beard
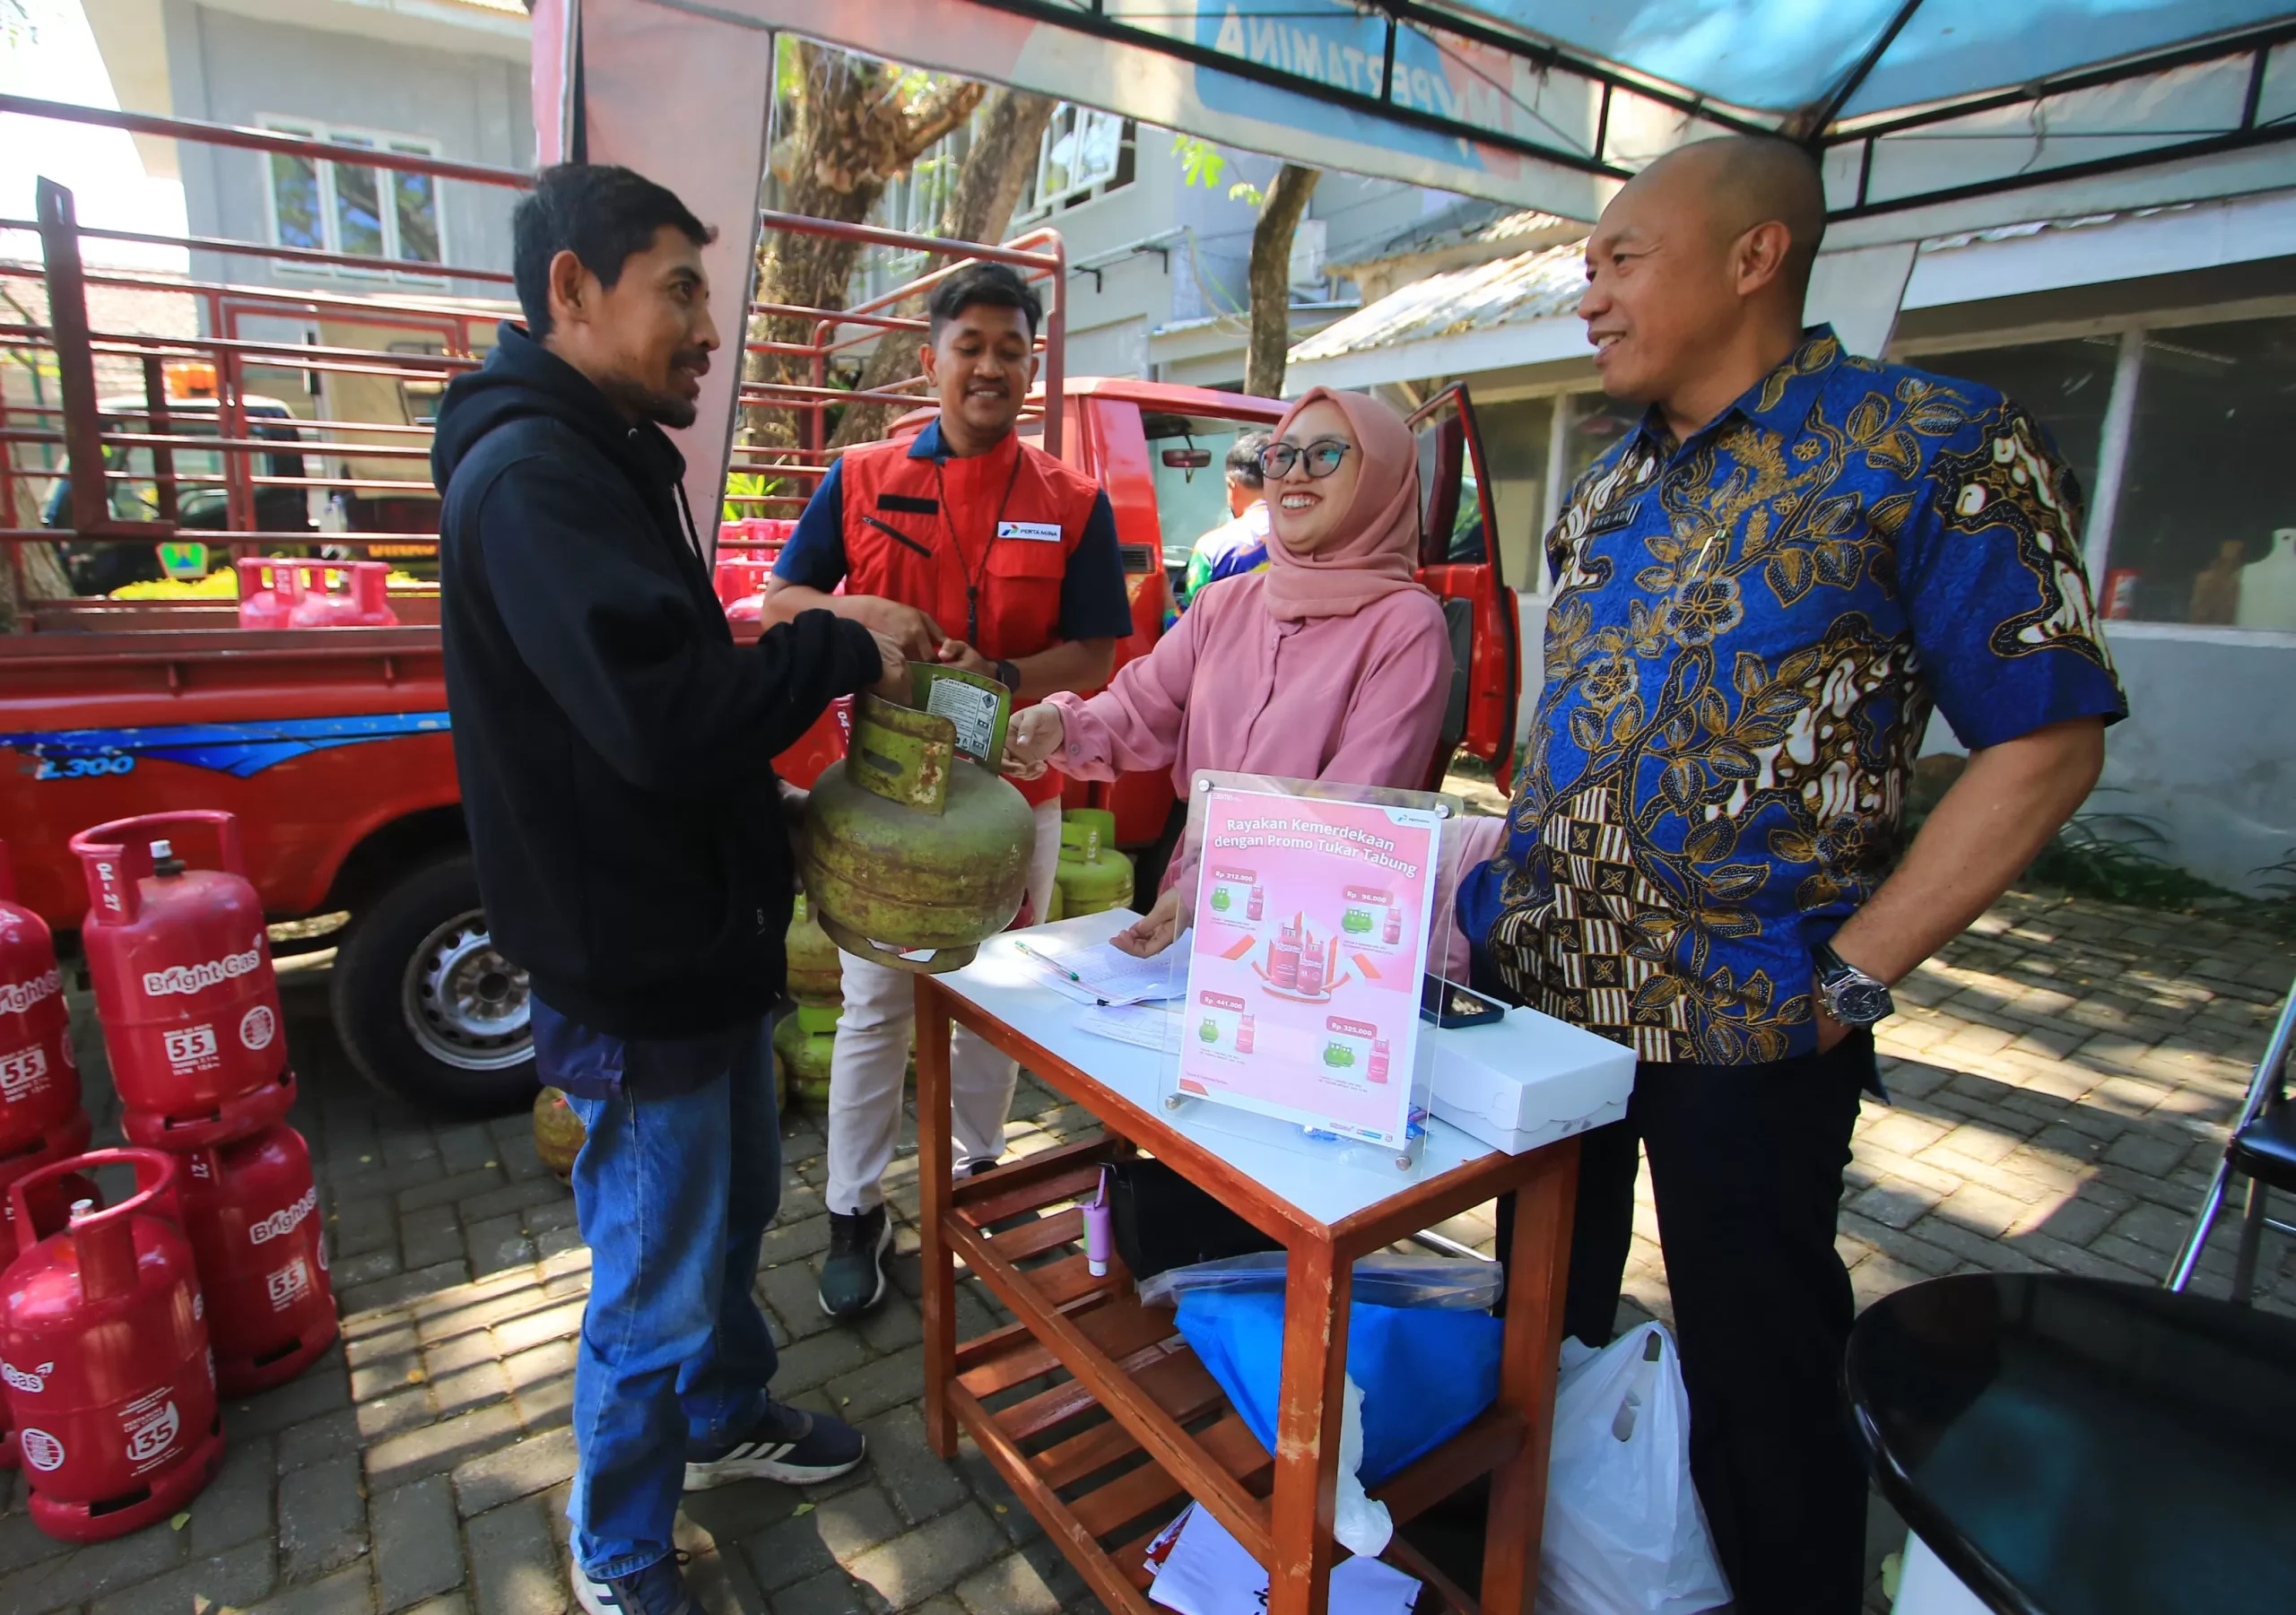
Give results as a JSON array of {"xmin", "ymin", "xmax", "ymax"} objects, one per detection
[{"xmin": 602, "ymin": 353, "xmax": 707, "ymax": 430}]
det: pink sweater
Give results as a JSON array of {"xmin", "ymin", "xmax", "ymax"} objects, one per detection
[{"xmin": 1047, "ymin": 570, "xmax": 1492, "ymax": 964}]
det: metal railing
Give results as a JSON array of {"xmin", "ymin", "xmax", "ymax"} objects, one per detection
[{"xmin": 2, "ymin": 96, "xmax": 1066, "ymax": 593}]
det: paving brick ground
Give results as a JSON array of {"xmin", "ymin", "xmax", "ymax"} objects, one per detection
[{"xmin": 4, "ymin": 889, "xmax": 2290, "ymax": 1615}]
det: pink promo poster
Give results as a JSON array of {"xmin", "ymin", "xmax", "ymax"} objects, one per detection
[{"xmin": 1175, "ymin": 787, "xmax": 1445, "ymax": 1148}]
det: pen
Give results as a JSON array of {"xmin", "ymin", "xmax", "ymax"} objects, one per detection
[{"xmin": 1013, "ymin": 940, "xmax": 1086, "ymax": 985}]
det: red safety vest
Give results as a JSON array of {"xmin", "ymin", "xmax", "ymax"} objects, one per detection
[{"xmin": 838, "ymin": 426, "xmax": 1100, "ymax": 806}]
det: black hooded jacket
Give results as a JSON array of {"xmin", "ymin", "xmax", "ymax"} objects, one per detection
[{"xmin": 431, "ymin": 324, "xmax": 879, "ymax": 1040}]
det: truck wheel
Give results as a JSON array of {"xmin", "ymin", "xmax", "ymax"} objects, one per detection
[{"xmin": 330, "ymin": 852, "xmax": 535, "ymax": 1116}]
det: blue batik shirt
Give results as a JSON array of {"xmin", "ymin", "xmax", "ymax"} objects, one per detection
[{"xmin": 1458, "ymin": 328, "xmax": 2126, "ymax": 1064}]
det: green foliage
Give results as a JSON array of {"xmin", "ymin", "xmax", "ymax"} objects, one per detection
[
  {"xmin": 2021, "ymin": 812, "xmax": 2238, "ymax": 911},
  {"xmin": 1171, "ymin": 135, "xmax": 1226, "ymax": 191},
  {"xmin": 722, "ymin": 472, "xmax": 784, "ymax": 525}
]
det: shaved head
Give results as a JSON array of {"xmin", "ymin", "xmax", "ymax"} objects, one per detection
[
  {"xmin": 1631, "ymin": 136, "xmax": 1826, "ymax": 300},
  {"xmin": 1578, "ymin": 135, "xmax": 1829, "ymax": 437}
]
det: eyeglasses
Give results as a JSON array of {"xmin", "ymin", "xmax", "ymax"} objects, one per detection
[{"xmin": 1257, "ymin": 438, "xmax": 1352, "ymax": 480}]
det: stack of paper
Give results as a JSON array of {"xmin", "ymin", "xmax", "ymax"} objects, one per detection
[
  {"xmin": 1077, "ymin": 1002, "xmax": 1182, "ymax": 1052},
  {"xmin": 1144, "ymin": 1504, "xmax": 1419, "ymax": 1615}
]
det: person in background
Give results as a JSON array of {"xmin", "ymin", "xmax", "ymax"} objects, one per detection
[
  {"xmin": 1178, "ymin": 430, "xmax": 1274, "ymax": 609},
  {"xmin": 1003, "ymin": 387, "xmax": 1461, "ymax": 961},
  {"xmin": 1456, "ymin": 135, "xmax": 2125, "ymax": 1612},
  {"xmin": 432, "ymin": 163, "xmax": 909, "ymax": 1615},
  {"xmin": 763, "ymin": 263, "xmax": 1134, "ymax": 1323}
]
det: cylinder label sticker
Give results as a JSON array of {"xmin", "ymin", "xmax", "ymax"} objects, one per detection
[
  {"xmin": 0, "ymin": 1044, "xmax": 48, "ymax": 1100},
  {"xmin": 239, "ymin": 1005, "xmax": 275, "ymax": 1051},
  {"xmin": 164, "ymin": 1024, "xmax": 221, "ymax": 1073},
  {"xmin": 19, "ymin": 1427, "xmax": 64, "ymax": 1471},
  {"xmin": 120, "ymin": 1391, "xmax": 181, "ymax": 1472},
  {"xmin": 267, "ymin": 1257, "xmax": 312, "ymax": 1311}
]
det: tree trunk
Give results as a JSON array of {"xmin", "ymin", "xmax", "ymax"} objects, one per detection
[
  {"xmin": 1245, "ymin": 163, "xmax": 1319, "ymax": 402},
  {"xmin": 744, "ymin": 42, "xmax": 984, "ymax": 449},
  {"xmin": 829, "ymin": 87, "xmax": 1057, "ymax": 450},
  {"xmin": 0, "ymin": 472, "xmax": 72, "ymax": 633}
]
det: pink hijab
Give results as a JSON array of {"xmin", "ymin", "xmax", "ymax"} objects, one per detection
[{"xmin": 1261, "ymin": 386, "xmax": 1426, "ymax": 622}]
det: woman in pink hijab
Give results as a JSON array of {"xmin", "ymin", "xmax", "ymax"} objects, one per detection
[{"xmin": 1004, "ymin": 386, "xmax": 1479, "ymax": 958}]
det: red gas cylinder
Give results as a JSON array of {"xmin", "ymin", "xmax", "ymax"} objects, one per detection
[
  {"xmin": 0, "ymin": 1138, "xmax": 93, "ymax": 1472},
  {"xmin": 69, "ymin": 812, "xmax": 295, "ymax": 1150},
  {"xmin": 178, "ymin": 1124, "xmax": 335, "ymax": 1396},
  {"xmin": 1, "ymin": 1148, "xmax": 224, "ymax": 1541},
  {"xmin": 1, "ymin": 840, "xmax": 87, "ymax": 1160}
]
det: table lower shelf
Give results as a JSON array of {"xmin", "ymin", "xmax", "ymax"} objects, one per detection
[{"xmin": 941, "ymin": 1139, "xmax": 1524, "ymax": 1615}]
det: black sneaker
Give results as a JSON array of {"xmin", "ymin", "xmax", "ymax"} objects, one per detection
[
  {"xmin": 817, "ymin": 1205, "xmax": 891, "ymax": 1320},
  {"xmin": 683, "ymin": 1400, "xmax": 866, "ymax": 1490},
  {"xmin": 573, "ymin": 1552, "xmax": 695, "ymax": 1615}
]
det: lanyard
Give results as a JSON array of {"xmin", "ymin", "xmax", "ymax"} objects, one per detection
[{"xmin": 932, "ymin": 438, "xmax": 1028, "ymax": 646}]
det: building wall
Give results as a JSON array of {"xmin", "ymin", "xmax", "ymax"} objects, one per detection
[
  {"xmin": 161, "ymin": 0, "xmax": 529, "ymax": 295},
  {"xmin": 2088, "ymin": 628, "xmax": 2296, "ymax": 897}
]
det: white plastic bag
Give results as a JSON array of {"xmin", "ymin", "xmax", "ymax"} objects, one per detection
[{"xmin": 1537, "ymin": 1322, "xmax": 1730, "ymax": 1615}]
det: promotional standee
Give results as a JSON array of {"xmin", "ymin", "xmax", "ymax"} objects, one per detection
[
  {"xmin": 69, "ymin": 812, "xmax": 296, "ymax": 1148},
  {"xmin": 1, "ymin": 838, "xmax": 90, "ymax": 1164},
  {"xmin": 0, "ymin": 1149, "xmax": 225, "ymax": 1541},
  {"xmin": 177, "ymin": 1125, "xmax": 337, "ymax": 1396},
  {"xmin": 1160, "ymin": 772, "xmax": 1453, "ymax": 1175}
]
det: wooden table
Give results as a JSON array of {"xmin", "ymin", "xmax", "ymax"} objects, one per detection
[{"xmin": 913, "ymin": 912, "xmax": 1587, "ymax": 1615}]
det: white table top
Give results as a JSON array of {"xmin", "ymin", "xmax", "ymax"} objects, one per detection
[{"xmin": 936, "ymin": 910, "xmax": 1499, "ymax": 1231}]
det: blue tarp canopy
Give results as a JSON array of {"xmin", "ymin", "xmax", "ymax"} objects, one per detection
[{"xmin": 583, "ymin": 2, "xmax": 2296, "ymax": 238}]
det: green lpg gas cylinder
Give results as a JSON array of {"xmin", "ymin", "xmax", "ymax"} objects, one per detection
[
  {"xmin": 533, "ymin": 1086, "xmax": 585, "ymax": 1185},
  {"xmin": 786, "ymin": 891, "xmax": 843, "ymax": 1004},
  {"xmin": 775, "ymin": 1003, "xmax": 840, "ymax": 1109},
  {"xmin": 1054, "ymin": 811, "xmax": 1134, "ymax": 917},
  {"xmin": 803, "ymin": 675, "xmax": 1034, "ymax": 973}
]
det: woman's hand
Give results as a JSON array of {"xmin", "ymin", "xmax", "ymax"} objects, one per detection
[
  {"xmin": 1002, "ymin": 703, "xmax": 1066, "ymax": 780},
  {"xmin": 1110, "ymin": 887, "xmax": 1184, "ymax": 959}
]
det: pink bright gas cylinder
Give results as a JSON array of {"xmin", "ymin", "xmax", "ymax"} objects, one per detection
[
  {"xmin": 0, "ymin": 1142, "xmax": 92, "ymax": 1472},
  {"xmin": 0, "ymin": 840, "xmax": 86, "ymax": 1163},
  {"xmin": 287, "ymin": 561, "xmax": 397, "ymax": 628},
  {"xmin": 177, "ymin": 1124, "xmax": 336, "ymax": 1396},
  {"xmin": 69, "ymin": 813, "xmax": 295, "ymax": 1150},
  {"xmin": 1, "ymin": 1148, "xmax": 224, "ymax": 1541}
]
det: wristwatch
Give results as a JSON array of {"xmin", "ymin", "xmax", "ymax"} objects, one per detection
[
  {"xmin": 993, "ymin": 659, "xmax": 1021, "ymax": 693},
  {"xmin": 1813, "ymin": 941, "xmax": 1894, "ymax": 1027}
]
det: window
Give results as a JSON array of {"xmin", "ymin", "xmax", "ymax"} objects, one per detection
[
  {"xmin": 1018, "ymin": 105, "xmax": 1135, "ymax": 220},
  {"xmin": 1916, "ymin": 338, "xmax": 2118, "ymax": 518},
  {"xmin": 2110, "ymin": 317, "xmax": 2296, "ymax": 629},
  {"xmin": 264, "ymin": 121, "xmax": 447, "ymax": 279}
]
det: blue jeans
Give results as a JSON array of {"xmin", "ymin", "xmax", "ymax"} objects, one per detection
[{"xmin": 556, "ymin": 1012, "xmax": 781, "ymax": 1578}]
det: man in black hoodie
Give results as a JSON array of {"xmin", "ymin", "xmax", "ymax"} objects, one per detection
[{"xmin": 432, "ymin": 164, "xmax": 904, "ymax": 1615}]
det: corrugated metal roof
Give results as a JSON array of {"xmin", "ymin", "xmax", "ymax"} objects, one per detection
[{"xmin": 1290, "ymin": 239, "xmax": 1585, "ymax": 365}]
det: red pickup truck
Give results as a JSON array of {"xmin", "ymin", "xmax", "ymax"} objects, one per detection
[{"xmin": 3, "ymin": 376, "xmax": 1515, "ymax": 1115}]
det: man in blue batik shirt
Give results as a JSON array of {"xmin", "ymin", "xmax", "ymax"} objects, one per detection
[{"xmin": 1457, "ymin": 138, "xmax": 2125, "ymax": 1612}]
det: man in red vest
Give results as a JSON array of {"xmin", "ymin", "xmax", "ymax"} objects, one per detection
[{"xmin": 765, "ymin": 262, "xmax": 1131, "ymax": 1319}]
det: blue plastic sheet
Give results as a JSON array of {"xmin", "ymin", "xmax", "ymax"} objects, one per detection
[{"xmin": 1173, "ymin": 1290, "xmax": 1501, "ymax": 1486}]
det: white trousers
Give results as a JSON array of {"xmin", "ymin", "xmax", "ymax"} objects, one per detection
[{"xmin": 824, "ymin": 800, "xmax": 1064, "ymax": 1216}]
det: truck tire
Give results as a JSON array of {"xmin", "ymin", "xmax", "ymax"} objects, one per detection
[{"xmin": 330, "ymin": 852, "xmax": 536, "ymax": 1116}]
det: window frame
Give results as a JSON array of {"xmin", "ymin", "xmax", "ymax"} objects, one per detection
[
  {"xmin": 257, "ymin": 117, "xmax": 450, "ymax": 285},
  {"xmin": 1014, "ymin": 104, "xmax": 1136, "ymax": 222}
]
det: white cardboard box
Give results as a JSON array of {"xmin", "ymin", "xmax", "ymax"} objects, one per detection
[{"xmin": 1416, "ymin": 1003, "xmax": 1636, "ymax": 1155}]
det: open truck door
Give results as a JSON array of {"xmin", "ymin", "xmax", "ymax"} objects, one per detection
[{"xmin": 1411, "ymin": 384, "xmax": 1520, "ymax": 791}]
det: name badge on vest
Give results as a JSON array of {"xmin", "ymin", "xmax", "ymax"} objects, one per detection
[{"xmin": 997, "ymin": 520, "xmax": 1063, "ymax": 543}]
